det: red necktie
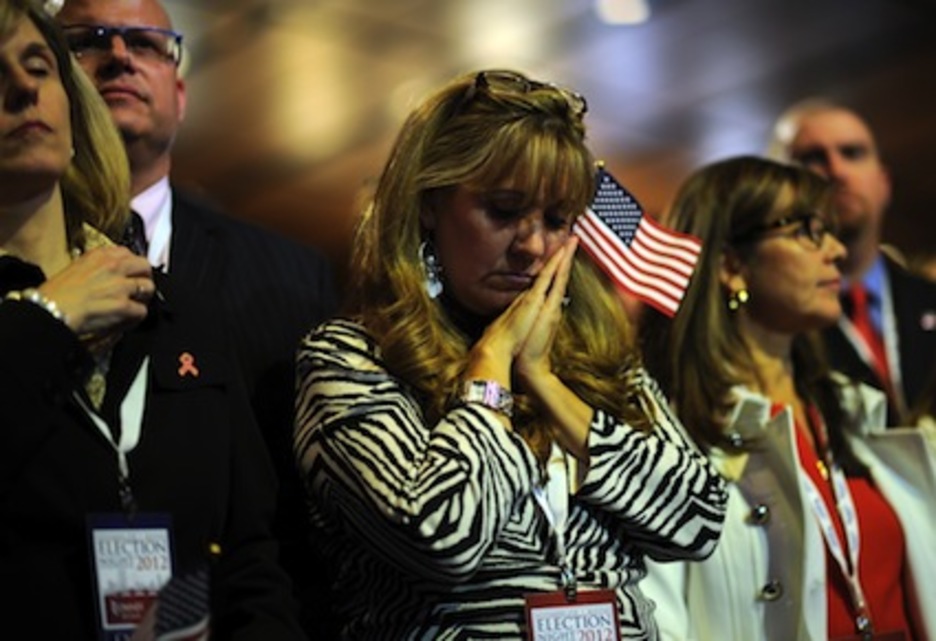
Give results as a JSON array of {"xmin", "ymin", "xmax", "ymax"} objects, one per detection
[{"xmin": 847, "ymin": 285, "xmax": 891, "ymax": 389}]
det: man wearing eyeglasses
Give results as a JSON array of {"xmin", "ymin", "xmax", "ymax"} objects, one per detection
[
  {"xmin": 56, "ymin": 0, "xmax": 338, "ymax": 637},
  {"xmin": 59, "ymin": 7, "xmax": 182, "ymax": 199},
  {"xmin": 769, "ymin": 98, "xmax": 936, "ymax": 427}
]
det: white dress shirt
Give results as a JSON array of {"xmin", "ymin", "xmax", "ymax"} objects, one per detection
[{"xmin": 131, "ymin": 176, "xmax": 173, "ymax": 271}]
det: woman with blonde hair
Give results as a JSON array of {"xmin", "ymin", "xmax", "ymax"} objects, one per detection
[
  {"xmin": 295, "ymin": 69, "xmax": 727, "ymax": 639},
  {"xmin": 638, "ymin": 156, "xmax": 936, "ymax": 640},
  {"xmin": 0, "ymin": 1, "xmax": 305, "ymax": 637}
]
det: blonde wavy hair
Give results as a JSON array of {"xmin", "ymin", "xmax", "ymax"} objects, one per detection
[
  {"xmin": 1, "ymin": 0, "xmax": 130, "ymax": 244},
  {"xmin": 347, "ymin": 70, "xmax": 651, "ymax": 460}
]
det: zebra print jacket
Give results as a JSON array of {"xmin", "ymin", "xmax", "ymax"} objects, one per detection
[{"xmin": 295, "ymin": 319, "xmax": 727, "ymax": 639}]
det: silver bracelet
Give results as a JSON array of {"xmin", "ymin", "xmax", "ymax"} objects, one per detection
[{"xmin": 4, "ymin": 288, "xmax": 68, "ymax": 325}]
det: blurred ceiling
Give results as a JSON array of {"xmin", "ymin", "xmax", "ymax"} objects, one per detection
[{"xmin": 165, "ymin": 0, "xmax": 936, "ymax": 276}]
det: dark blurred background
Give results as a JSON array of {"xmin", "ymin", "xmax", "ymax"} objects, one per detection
[{"xmin": 165, "ymin": 0, "xmax": 936, "ymax": 278}]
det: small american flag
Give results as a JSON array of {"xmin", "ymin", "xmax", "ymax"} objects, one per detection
[{"xmin": 574, "ymin": 167, "xmax": 701, "ymax": 317}]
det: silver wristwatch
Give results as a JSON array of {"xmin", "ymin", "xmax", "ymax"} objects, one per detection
[{"xmin": 458, "ymin": 380, "xmax": 514, "ymax": 418}]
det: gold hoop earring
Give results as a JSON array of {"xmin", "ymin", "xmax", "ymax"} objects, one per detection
[{"xmin": 727, "ymin": 288, "xmax": 749, "ymax": 312}]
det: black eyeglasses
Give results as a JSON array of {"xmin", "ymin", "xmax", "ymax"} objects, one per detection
[
  {"xmin": 62, "ymin": 24, "xmax": 183, "ymax": 66},
  {"xmin": 732, "ymin": 212, "xmax": 837, "ymax": 250},
  {"xmin": 458, "ymin": 69, "xmax": 588, "ymax": 118}
]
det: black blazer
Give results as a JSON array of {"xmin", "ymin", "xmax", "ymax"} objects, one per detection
[
  {"xmin": 822, "ymin": 255, "xmax": 936, "ymax": 425},
  {"xmin": 168, "ymin": 190, "xmax": 339, "ymax": 633},
  {"xmin": 0, "ymin": 269, "xmax": 306, "ymax": 640}
]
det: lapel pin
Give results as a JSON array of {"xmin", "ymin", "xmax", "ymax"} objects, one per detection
[
  {"xmin": 921, "ymin": 311, "xmax": 936, "ymax": 332},
  {"xmin": 178, "ymin": 352, "xmax": 200, "ymax": 378}
]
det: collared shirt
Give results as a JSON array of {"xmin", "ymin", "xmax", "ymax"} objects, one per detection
[{"xmin": 131, "ymin": 177, "xmax": 173, "ymax": 271}]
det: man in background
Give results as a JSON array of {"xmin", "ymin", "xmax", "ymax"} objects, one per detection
[
  {"xmin": 769, "ymin": 98, "xmax": 936, "ymax": 425},
  {"xmin": 56, "ymin": 0, "xmax": 338, "ymax": 634}
]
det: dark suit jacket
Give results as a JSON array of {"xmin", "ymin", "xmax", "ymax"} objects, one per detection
[
  {"xmin": 822, "ymin": 254, "xmax": 936, "ymax": 425},
  {"xmin": 0, "ymin": 267, "xmax": 306, "ymax": 640},
  {"xmin": 168, "ymin": 190, "xmax": 339, "ymax": 634}
]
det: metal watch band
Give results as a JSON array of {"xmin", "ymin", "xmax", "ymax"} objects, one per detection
[{"xmin": 458, "ymin": 379, "xmax": 514, "ymax": 418}]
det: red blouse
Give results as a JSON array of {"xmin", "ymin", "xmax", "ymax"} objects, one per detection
[{"xmin": 788, "ymin": 410, "xmax": 913, "ymax": 639}]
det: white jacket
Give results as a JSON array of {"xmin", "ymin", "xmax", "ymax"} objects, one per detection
[{"xmin": 640, "ymin": 381, "xmax": 936, "ymax": 641}]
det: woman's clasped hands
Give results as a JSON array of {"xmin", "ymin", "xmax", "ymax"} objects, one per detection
[{"xmin": 467, "ymin": 236, "xmax": 591, "ymax": 459}]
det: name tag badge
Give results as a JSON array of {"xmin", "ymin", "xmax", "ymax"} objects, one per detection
[
  {"xmin": 87, "ymin": 513, "xmax": 174, "ymax": 641},
  {"xmin": 525, "ymin": 589, "xmax": 620, "ymax": 641}
]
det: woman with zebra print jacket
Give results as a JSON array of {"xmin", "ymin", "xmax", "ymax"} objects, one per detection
[{"xmin": 294, "ymin": 69, "xmax": 728, "ymax": 640}]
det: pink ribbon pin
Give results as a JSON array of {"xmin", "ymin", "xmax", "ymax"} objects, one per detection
[{"xmin": 178, "ymin": 352, "xmax": 200, "ymax": 378}]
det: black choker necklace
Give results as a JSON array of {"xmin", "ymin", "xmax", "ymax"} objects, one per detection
[{"xmin": 438, "ymin": 291, "xmax": 495, "ymax": 343}]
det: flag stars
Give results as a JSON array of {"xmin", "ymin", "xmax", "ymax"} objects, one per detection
[{"xmin": 574, "ymin": 167, "xmax": 702, "ymax": 317}]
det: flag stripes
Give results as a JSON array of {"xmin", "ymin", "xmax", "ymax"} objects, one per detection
[{"xmin": 574, "ymin": 168, "xmax": 701, "ymax": 317}]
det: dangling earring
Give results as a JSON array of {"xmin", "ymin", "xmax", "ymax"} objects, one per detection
[
  {"xmin": 420, "ymin": 240, "xmax": 443, "ymax": 299},
  {"xmin": 43, "ymin": 0, "xmax": 65, "ymax": 16},
  {"xmin": 727, "ymin": 288, "xmax": 750, "ymax": 312}
]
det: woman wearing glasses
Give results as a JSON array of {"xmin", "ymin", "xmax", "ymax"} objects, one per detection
[
  {"xmin": 638, "ymin": 156, "xmax": 936, "ymax": 640},
  {"xmin": 294, "ymin": 69, "xmax": 727, "ymax": 639},
  {"xmin": 0, "ymin": 2, "xmax": 305, "ymax": 638}
]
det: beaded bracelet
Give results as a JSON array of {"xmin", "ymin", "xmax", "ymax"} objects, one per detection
[{"xmin": 4, "ymin": 288, "xmax": 68, "ymax": 325}]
